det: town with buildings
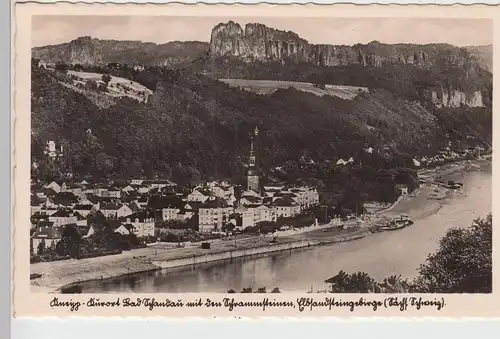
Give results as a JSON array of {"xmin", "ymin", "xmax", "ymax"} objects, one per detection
[
  {"xmin": 30, "ymin": 127, "xmax": 321, "ymax": 258},
  {"xmin": 31, "ymin": 120, "xmax": 489, "ymax": 261}
]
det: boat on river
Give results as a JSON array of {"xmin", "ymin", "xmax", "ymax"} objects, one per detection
[{"xmin": 379, "ymin": 215, "xmax": 414, "ymax": 231}]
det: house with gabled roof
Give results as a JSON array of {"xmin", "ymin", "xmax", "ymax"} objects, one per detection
[
  {"xmin": 242, "ymin": 189, "xmax": 261, "ymax": 198},
  {"xmin": 273, "ymin": 196, "xmax": 301, "ymax": 218},
  {"xmin": 79, "ymin": 179, "xmax": 90, "ymax": 186},
  {"xmin": 241, "ymin": 204, "xmax": 277, "ymax": 228},
  {"xmin": 86, "ymin": 183, "xmax": 110, "ymax": 197},
  {"xmin": 44, "ymin": 187, "xmax": 58, "ymax": 198},
  {"xmin": 39, "ymin": 206, "xmax": 58, "ymax": 216},
  {"xmin": 100, "ymin": 203, "xmax": 133, "ymax": 219},
  {"xmin": 83, "ymin": 194, "xmax": 102, "ymax": 208},
  {"xmin": 102, "ymin": 188, "xmax": 121, "ymax": 199},
  {"xmin": 74, "ymin": 211, "xmax": 89, "ymax": 226},
  {"xmin": 162, "ymin": 206, "xmax": 184, "ymax": 222},
  {"xmin": 45, "ymin": 181, "xmax": 62, "ymax": 193},
  {"xmin": 181, "ymin": 202, "xmax": 201, "ymax": 220},
  {"xmin": 78, "ymin": 196, "xmax": 96, "ymax": 205},
  {"xmin": 48, "ymin": 209, "xmax": 79, "ymax": 226},
  {"xmin": 184, "ymin": 201, "xmax": 202, "ymax": 211},
  {"xmin": 209, "ymin": 183, "xmax": 235, "ymax": 199},
  {"xmin": 146, "ymin": 195, "xmax": 185, "ymax": 221},
  {"xmin": 121, "ymin": 190, "xmax": 139, "ymax": 203},
  {"xmin": 114, "ymin": 224, "xmax": 131, "ymax": 235},
  {"xmin": 35, "ymin": 188, "xmax": 47, "ymax": 198},
  {"xmin": 122, "ymin": 185, "xmax": 136, "ymax": 193},
  {"xmin": 239, "ymin": 195, "xmax": 263, "ymax": 207},
  {"xmin": 31, "ymin": 226, "xmax": 61, "ymax": 254},
  {"xmin": 61, "ymin": 183, "xmax": 83, "ymax": 196},
  {"xmin": 187, "ymin": 188, "xmax": 211, "ymax": 203},
  {"xmin": 119, "ymin": 210, "xmax": 155, "ymax": 237},
  {"xmin": 52, "ymin": 191, "xmax": 79, "ymax": 208},
  {"xmin": 136, "ymin": 185, "xmax": 150, "ymax": 195},
  {"xmin": 272, "ymin": 192, "xmax": 300, "ymax": 206}
]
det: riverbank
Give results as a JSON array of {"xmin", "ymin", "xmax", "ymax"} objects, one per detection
[{"xmin": 31, "ymin": 159, "xmax": 485, "ymax": 293}]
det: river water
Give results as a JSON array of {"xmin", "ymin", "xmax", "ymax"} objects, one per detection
[{"xmin": 79, "ymin": 168, "xmax": 491, "ymax": 293}]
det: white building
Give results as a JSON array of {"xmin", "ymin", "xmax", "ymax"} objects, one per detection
[
  {"xmin": 73, "ymin": 204, "xmax": 95, "ymax": 218},
  {"xmin": 48, "ymin": 209, "xmax": 78, "ymax": 226},
  {"xmin": 31, "ymin": 227, "xmax": 61, "ymax": 254},
  {"xmin": 187, "ymin": 189, "xmax": 211, "ymax": 203},
  {"xmin": 100, "ymin": 203, "xmax": 133, "ymax": 219},
  {"xmin": 45, "ymin": 181, "xmax": 61, "ymax": 193},
  {"xmin": 122, "ymin": 214, "xmax": 155, "ymax": 238},
  {"xmin": 198, "ymin": 198, "xmax": 233, "ymax": 233},
  {"xmin": 102, "ymin": 188, "xmax": 121, "ymax": 199},
  {"xmin": 242, "ymin": 205, "xmax": 277, "ymax": 228},
  {"xmin": 273, "ymin": 197, "xmax": 301, "ymax": 218},
  {"xmin": 43, "ymin": 141, "xmax": 63, "ymax": 159}
]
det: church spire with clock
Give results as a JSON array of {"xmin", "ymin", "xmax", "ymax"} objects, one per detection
[{"xmin": 246, "ymin": 126, "xmax": 260, "ymax": 192}]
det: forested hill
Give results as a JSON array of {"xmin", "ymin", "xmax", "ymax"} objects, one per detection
[
  {"xmin": 185, "ymin": 57, "xmax": 492, "ymax": 108},
  {"xmin": 31, "ymin": 67, "xmax": 492, "ymax": 187}
]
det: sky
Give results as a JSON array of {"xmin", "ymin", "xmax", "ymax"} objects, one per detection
[{"xmin": 32, "ymin": 16, "xmax": 493, "ymax": 47}]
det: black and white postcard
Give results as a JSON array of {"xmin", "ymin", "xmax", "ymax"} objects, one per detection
[{"xmin": 13, "ymin": 2, "xmax": 497, "ymax": 317}]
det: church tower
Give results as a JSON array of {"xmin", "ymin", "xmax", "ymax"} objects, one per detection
[{"xmin": 246, "ymin": 126, "xmax": 260, "ymax": 192}]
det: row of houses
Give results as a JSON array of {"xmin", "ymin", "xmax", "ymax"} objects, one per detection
[
  {"xmin": 196, "ymin": 185, "xmax": 319, "ymax": 232},
  {"xmin": 30, "ymin": 178, "xmax": 320, "ymax": 248}
]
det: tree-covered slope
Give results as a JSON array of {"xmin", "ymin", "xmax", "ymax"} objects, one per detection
[
  {"xmin": 31, "ymin": 67, "xmax": 491, "ymax": 187},
  {"xmin": 185, "ymin": 57, "xmax": 492, "ymax": 107}
]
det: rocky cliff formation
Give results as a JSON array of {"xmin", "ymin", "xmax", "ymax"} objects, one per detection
[
  {"xmin": 32, "ymin": 36, "xmax": 209, "ymax": 66},
  {"xmin": 209, "ymin": 21, "xmax": 487, "ymax": 70},
  {"xmin": 32, "ymin": 23, "xmax": 491, "ymax": 73},
  {"xmin": 431, "ymin": 89, "xmax": 484, "ymax": 108},
  {"xmin": 209, "ymin": 22, "xmax": 309, "ymax": 62},
  {"xmin": 466, "ymin": 45, "xmax": 493, "ymax": 72}
]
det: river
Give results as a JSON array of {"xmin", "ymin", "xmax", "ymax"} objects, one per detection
[{"xmin": 78, "ymin": 167, "xmax": 491, "ymax": 293}]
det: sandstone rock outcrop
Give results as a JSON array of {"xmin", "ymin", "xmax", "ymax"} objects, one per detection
[
  {"xmin": 431, "ymin": 89, "xmax": 484, "ymax": 108},
  {"xmin": 209, "ymin": 21, "xmax": 309, "ymax": 62},
  {"xmin": 32, "ymin": 36, "xmax": 208, "ymax": 66},
  {"xmin": 209, "ymin": 21, "xmax": 485, "ymax": 70}
]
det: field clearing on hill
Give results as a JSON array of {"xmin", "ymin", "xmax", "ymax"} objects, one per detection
[
  {"xmin": 67, "ymin": 70, "xmax": 153, "ymax": 102},
  {"xmin": 219, "ymin": 79, "xmax": 368, "ymax": 100}
]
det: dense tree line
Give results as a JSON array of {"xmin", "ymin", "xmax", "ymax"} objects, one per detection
[
  {"xmin": 185, "ymin": 56, "xmax": 492, "ymax": 107},
  {"xmin": 31, "ymin": 65, "xmax": 491, "ymax": 206}
]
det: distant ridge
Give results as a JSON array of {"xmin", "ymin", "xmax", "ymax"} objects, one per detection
[
  {"xmin": 32, "ymin": 36, "xmax": 209, "ymax": 67},
  {"xmin": 32, "ymin": 22, "xmax": 492, "ymax": 72},
  {"xmin": 208, "ymin": 21, "xmax": 490, "ymax": 70}
]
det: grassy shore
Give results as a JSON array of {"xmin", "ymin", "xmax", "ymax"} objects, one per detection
[{"xmin": 30, "ymin": 160, "xmax": 484, "ymax": 293}]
